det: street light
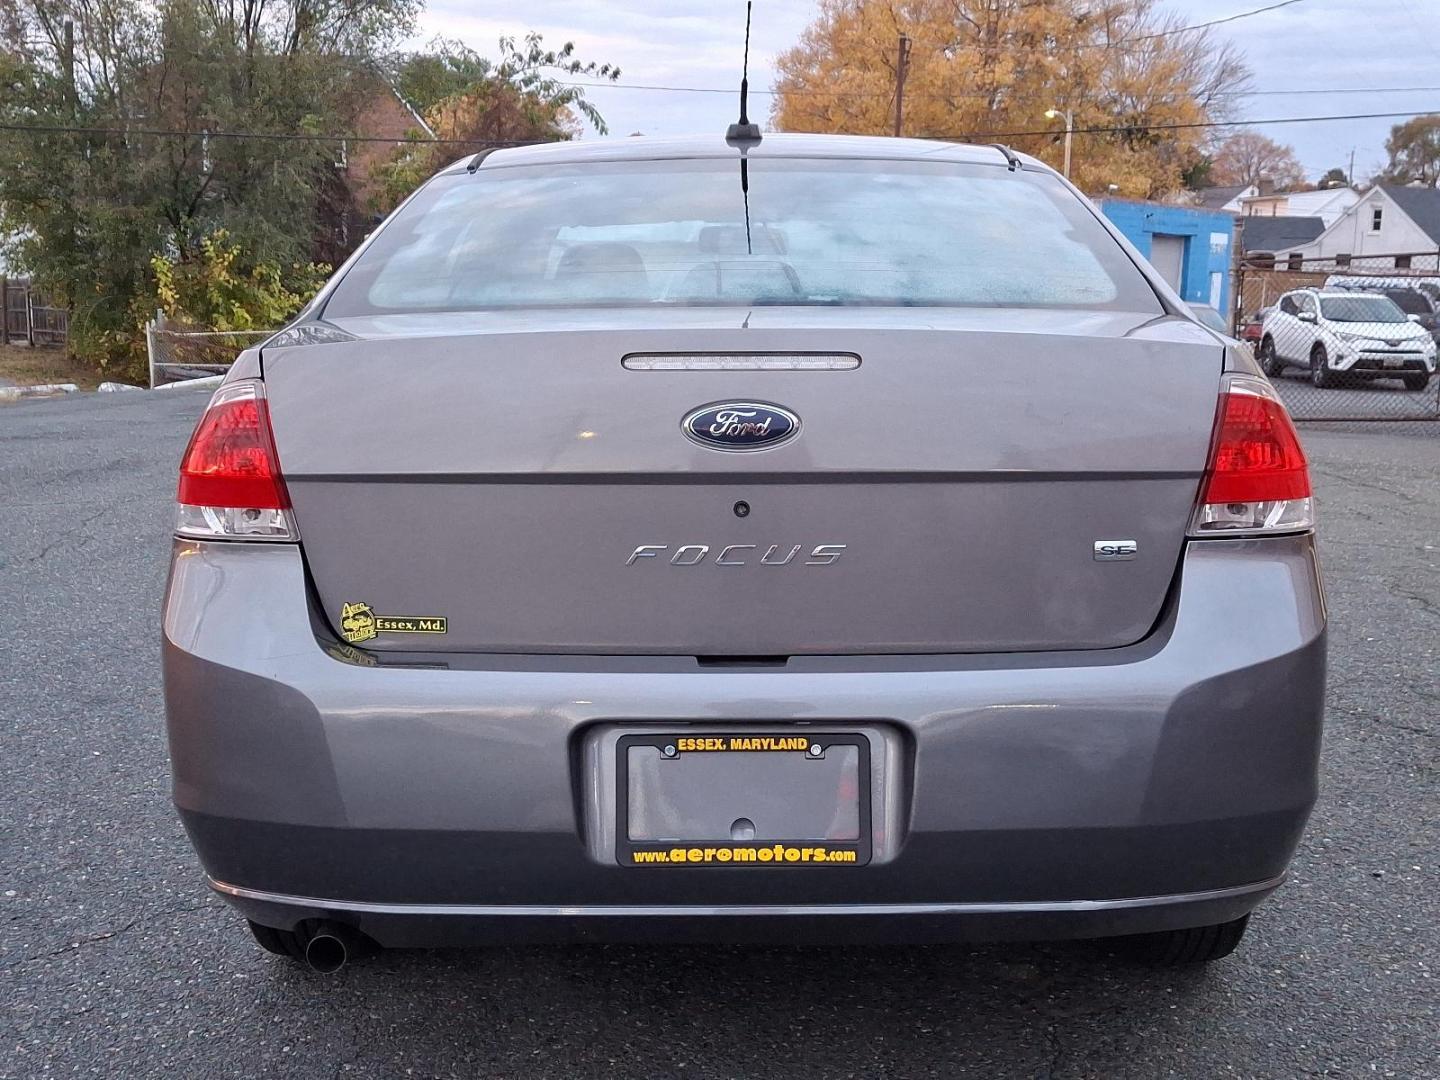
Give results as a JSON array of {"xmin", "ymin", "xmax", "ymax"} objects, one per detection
[{"xmin": 1045, "ymin": 108, "xmax": 1073, "ymax": 179}]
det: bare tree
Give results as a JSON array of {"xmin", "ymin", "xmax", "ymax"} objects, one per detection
[{"xmin": 1210, "ymin": 131, "xmax": 1307, "ymax": 190}]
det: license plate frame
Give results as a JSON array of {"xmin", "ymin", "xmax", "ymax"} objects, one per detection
[{"xmin": 616, "ymin": 731, "xmax": 872, "ymax": 868}]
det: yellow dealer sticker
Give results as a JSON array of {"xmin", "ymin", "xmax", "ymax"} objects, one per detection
[{"xmin": 339, "ymin": 601, "xmax": 447, "ymax": 644}]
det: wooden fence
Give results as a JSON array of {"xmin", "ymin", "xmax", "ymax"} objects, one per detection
[{"xmin": 0, "ymin": 277, "xmax": 69, "ymax": 346}]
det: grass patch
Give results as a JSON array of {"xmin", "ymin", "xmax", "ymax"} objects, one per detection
[{"xmin": 0, "ymin": 344, "xmax": 107, "ymax": 391}]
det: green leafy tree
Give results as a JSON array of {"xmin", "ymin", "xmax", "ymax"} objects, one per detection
[
  {"xmin": 0, "ymin": 0, "xmax": 415, "ymax": 376},
  {"xmin": 1383, "ymin": 115, "xmax": 1440, "ymax": 187},
  {"xmin": 153, "ymin": 229, "xmax": 328, "ymax": 331},
  {"xmin": 373, "ymin": 34, "xmax": 619, "ymax": 214},
  {"xmin": 1181, "ymin": 157, "xmax": 1214, "ymax": 192}
]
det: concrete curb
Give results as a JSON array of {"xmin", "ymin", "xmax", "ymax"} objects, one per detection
[
  {"xmin": 154, "ymin": 375, "xmax": 225, "ymax": 391},
  {"xmin": 0, "ymin": 376, "xmax": 219, "ymax": 402},
  {"xmin": 0, "ymin": 382, "xmax": 79, "ymax": 401}
]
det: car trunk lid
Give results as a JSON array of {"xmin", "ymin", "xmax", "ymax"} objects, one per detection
[{"xmin": 262, "ymin": 308, "xmax": 1220, "ymax": 655}]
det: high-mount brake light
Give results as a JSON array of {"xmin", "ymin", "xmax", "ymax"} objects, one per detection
[
  {"xmin": 1188, "ymin": 374, "xmax": 1313, "ymax": 537},
  {"xmin": 175, "ymin": 381, "xmax": 297, "ymax": 541}
]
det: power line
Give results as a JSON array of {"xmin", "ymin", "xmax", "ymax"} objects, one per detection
[
  {"xmin": 903, "ymin": 0, "xmax": 1315, "ymax": 53},
  {"xmin": 0, "ymin": 107, "xmax": 1431, "ymax": 147},
  {"xmin": 1219, "ymin": 84, "xmax": 1440, "ymax": 98},
  {"xmin": 0, "ymin": 121, "xmax": 522, "ymax": 146},
  {"xmin": 951, "ymin": 108, "xmax": 1439, "ymax": 142},
  {"xmin": 1116, "ymin": 0, "xmax": 1312, "ymax": 43},
  {"xmin": 559, "ymin": 78, "xmax": 1440, "ymax": 101}
]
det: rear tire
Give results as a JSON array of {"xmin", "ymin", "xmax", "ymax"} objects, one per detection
[
  {"xmin": 247, "ymin": 919, "xmax": 308, "ymax": 961},
  {"xmin": 1258, "ymin": 336, "xmax": 1284, "ymax": 377},
  {"xmin": 1402, "ymin": 371, "xmax": 1431, "ymax": 391},
  {"xmin": 1115, "ymin": 914, "xmax": 1251, "ymax": 965},
  {"xmin": 1310, "ymin": 345, "xmax": 1338, "ymax": 388}
]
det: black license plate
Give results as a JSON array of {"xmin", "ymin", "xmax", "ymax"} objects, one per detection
[{"xmin": 616, "ymin": 732, "xmax": 871, "ymax": 868}]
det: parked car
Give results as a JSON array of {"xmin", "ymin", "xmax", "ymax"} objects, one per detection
[
  {"xmin": 1325, "ymin": 273, "xmax": 1440, "ymax": 312},
  {"xmin": 1322, "ymin": 277, "xmax": 1440, "ymax": 340},
  {"xmin": 164, "ymin": 133, "xmax": 1325, "ymax": 973},
  {"xmin": 1241, "ymin": 307, "xmax": 1272, "ymax": 347},
  {"xmin": 1258, "ymin": 288, "xmax": 1437, "ymax": 389}
]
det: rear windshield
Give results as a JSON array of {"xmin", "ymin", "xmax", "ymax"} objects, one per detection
[
  {"xmin": 1320, "ymin": 295, "xmax": 1407, "ymax": 323},
  {"xmin": 323, "ymin": 157, "xmax": 1161, "ymax": 316},
  {"xmin": 1380, "ymin": 290, "xmax": 1430, "ymax": 315}
]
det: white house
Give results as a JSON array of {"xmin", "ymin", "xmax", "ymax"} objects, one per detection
[
  {"xmin": 1239, "ymin": 186, "xmax": 1360, "ymax": 227},
  {"xmin": 1281, "ymin": 186, "xmax": 1440, "ymax": 271}
]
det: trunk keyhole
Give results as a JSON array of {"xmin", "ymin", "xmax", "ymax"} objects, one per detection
[
  {"xmin": 733, "ymin": 501, "xmax": 750, "ymax": 518},
  {"xmin": 730, "ymin": 817, "xmax": 756, "ymax": 841}
]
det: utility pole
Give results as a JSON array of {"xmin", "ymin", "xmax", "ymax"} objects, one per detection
[
  {"xmin": 893, "ymin": 34, "xmax": 911, "ymax": 137},
  {"xmin": 1044, "ymin": 108, "xmax": 1074, "ymax": 179},
  {"xmin": 61, "ymin": 18, "xmax": 76, "ymax": 112},
  {"xmin": 1061, "ymin": 111, "xmax": 1073, "ymax": 179},
  {"xmin": 1347, "ymin": 148, "xmax": 1355, "ymax": 188}
]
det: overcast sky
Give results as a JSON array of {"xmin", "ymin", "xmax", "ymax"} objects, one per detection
[{"xmin": 412, "ymin": 0, "xmax": 1439, "ymax": 184}]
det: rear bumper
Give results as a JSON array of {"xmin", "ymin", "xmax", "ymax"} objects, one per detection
[
  {"xmin": 163, "ymin": 534, "xmax": 1325, "ymax": 945},
  {"xmin": 1334, "ymin": 352, "xmax": 1434, "ymax": 373},
  {"xmin": 207, "ymin": 875, "xmax": 1284, "ymax": 947}
]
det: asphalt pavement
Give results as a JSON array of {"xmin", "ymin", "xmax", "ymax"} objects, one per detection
[
  {"xmin": 1271, "ymin": 368, "xmax": 1440, "ymax": 422},
  {"xmin": 2, "ymin": 389, "xmax": 1437, "ymax": 1079}
]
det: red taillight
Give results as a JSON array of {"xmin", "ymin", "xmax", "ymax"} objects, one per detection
[
  {"xmin": 1201, "ymin": 387, "xmax": 1310, "ymax": 503},
  {"xmin": 1190, "ymin": 376, "xmax": 1313, "ymax": 537},
  {"xmin": 177, "ymin": 384, "xmax": 289, "ymax": 510}
]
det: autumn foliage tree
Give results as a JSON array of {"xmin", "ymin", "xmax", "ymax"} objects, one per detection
[{"xmin": 772, "ymin": 0, "xmax": 1250, "ymax": 197}]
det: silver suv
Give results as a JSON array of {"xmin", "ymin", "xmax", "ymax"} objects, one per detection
[
  {"xmin": 163, "ymin": 134, "xmax": 1325, "ymax": 972},
  {"xmin": 1259, "ymin": 288, "xmax": 1436, "ymax": 389}
]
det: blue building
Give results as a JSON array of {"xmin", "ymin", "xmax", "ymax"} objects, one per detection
[{"xmin": 1096, "ymin": 199, "xmax": 1234, "ymax": 317}]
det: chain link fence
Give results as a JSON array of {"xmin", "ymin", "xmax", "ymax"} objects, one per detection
[
  {"xmin": 1234, "ymin": 253, "xmax": 1440, "ymax": 423},
  {"xmin": 145, "ymin": 313, "xmax": 272, "ymax": 388},
  {"xmin": 135, "ymin": 266, "xmax": 1440, "ymax": 422}
]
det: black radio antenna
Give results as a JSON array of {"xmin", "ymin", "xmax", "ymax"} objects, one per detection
[{"xmin": 726, "ymin": 2, "xmax": 762, "ymax": 142}]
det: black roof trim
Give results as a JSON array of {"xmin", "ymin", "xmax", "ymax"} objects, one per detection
[
  {"xmin": 466, "ymin": 147, "xmax": 502, "ymax": 174},
  {"xmin": 988, "ymin": 143, "xmax": 1021, "ymax": 171}
]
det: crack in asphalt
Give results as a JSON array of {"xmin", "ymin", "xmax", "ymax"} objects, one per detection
[
  {"xmin": 21, "ymin": 500, "xmax": 122, "ymax": 564},
  {"xmin": 3, "ymin": 901, "xmax": 214, "ymax": 971},
  {"xmin": 1309, "ymin": 466, "xmax": 1422, "ymax": 505},
  {"xmin": 1387, "ymin": 586, "xmax": 1440, "ymax": 621},
  {"xmin": 4, "ymin": 919, "xmax": 138, "ymax": 969}
]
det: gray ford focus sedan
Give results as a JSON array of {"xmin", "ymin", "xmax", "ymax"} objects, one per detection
[{"xmin": 163, "ymin": 134, "xmax": 1324, "ymax": 972}]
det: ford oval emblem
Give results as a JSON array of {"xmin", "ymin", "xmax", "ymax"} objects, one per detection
[{"xmin": 682, "ymin": 401, "xmax": 800, "ymax": 452}]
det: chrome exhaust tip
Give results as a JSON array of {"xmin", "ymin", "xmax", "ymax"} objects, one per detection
[{"xmin": 303, "ymin": 922, "xmax": 375, "ymax": 974}]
